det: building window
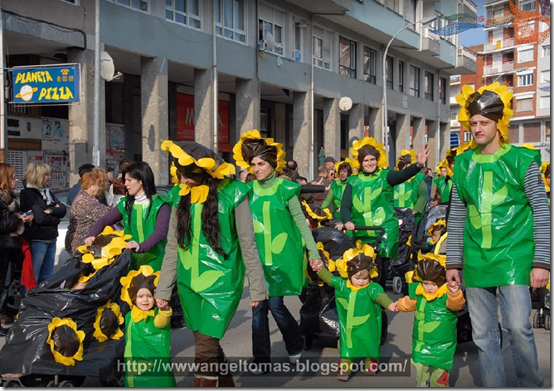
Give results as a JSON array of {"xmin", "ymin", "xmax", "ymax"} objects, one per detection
[
  {"xmin": 542, "ymin": 45, "xmax": 550, "ymax": 57},
  {"xmin": 293, "ymin": 23, "xmax": 303, "ymax": 62},
  {"xmin": 409, "ymin": 65, "xmax": 420, "ymax": 97},
  {"xmin": 541, "ymin": 70, "xmax": 550, "ymax": 83},
  {"xmin": 398, "ymin": 61, "xmax": 405, "ymax": 93},
  {"xmin": 386, "ymin": 0, "xmax": 400, "ymax": 13},
  {"xmin": 260, "ymin": 108, "xmax": 270, "ymax": 138},
  {"xmin": 339, "ymin": 37, "xmax": 356, "ymax": 78},
  {"xmin": 114, "ymin": 0, "xmax": 148, "ymax": 12},
  {"xmin": 363, "ymin": 47, "xmax": 377, "ymax": 84},
  {"xmin": 518, "ymin": 73, "xmax": 534, "ymax": 86},
  {"xmin": 166, "ymin": 0, "xmax": 201, "ymax": 29},
  {"xmin": 386, "ymin": 56, "xmax": 394, "ymax": 89},
  {"xmin": 425, "ymin": 71, "xmax": 434, "ymax": 101},
  {"xmin": 540, "ymin": 96, "xmax": 550, "ymax": 109},
  {"xmin": 259, "ymin": 5, "xmax": 285, "ymax": 56},
  {"xmin": 518, "ymin": 47, "xmax": 534, "ymax": 62},
  {"xmin": 439, "ymin": 77, "xmax": 447, "ymax": 104},
  {"xmin": 450, "ymin": 84, "xmax": 460, "ymax": 98},
  {"xmin": 516, "ymin": 97, "xmax": 533, "ymax": 112},
  {"xmin": 523, "ymin": 122, "xmax": 541, "ymax": 142},
  {"xmin": 313, "ymin": 26, "xmax": 331, "ymax": 70},
  {"xmin": 215, "ymin": 0, "xmax": 246, "ymax": 43},
  {"xmin": 519, "ymin": 0, "xmax": 535, "ymax": 11},
  {"xmin": 60, "ymin": 0, "xmax": 78, "ymax": 4}
]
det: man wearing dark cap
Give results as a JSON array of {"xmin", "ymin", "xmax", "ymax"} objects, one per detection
[
  {"xmin": 67, "ymin": 163, "xmax": 95, "ymax": 205},
  {"xmin": 446, "ymin": 83, "xmax": 550, "ymax": 387}
]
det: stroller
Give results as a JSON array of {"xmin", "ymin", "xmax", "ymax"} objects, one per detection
[
  {"xmin": 388, "ymin": 207, "xmax": 416, "ymax": 295},
  {"xmin": 299, "ymin": 226, "xmax": 389, "ymax": 350},
  {"xmin": 532, "ymin": 283, "xmax": 551, "ymax": 331},
  {"xmin": 0, "ymin": 242, "xmax": 131, "ymax": 387}
]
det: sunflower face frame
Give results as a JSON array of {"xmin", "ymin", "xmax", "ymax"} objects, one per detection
[
  {"xmin": 46, "ymin": 317, "xmax": 86, "ymax": 366},
  {"xmin": 232, "ymin": 129, "xmax": 286, "ymax": 175},
  {"xmin": 120, "ymin": 265, "xmax": 160, "ymax": 308},
  {"xmin": 349, "ymin": 137, "xmax": 388, "ymax": 170}
]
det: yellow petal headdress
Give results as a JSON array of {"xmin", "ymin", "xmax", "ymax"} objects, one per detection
[
  {"xmin": 456, "ymin": 82, "xmax": 513, "ymax": 146},
  {"xmin": 540, "ymin": 161, "xmax": 550, "ymax": 193},
  {"xmin": 395, "ymin": 149, "xmax": 416, "ymax": 170},
  {"xmin": 349, "ymin": 137, "xmax": 388, "ymax": 170},
  {"xmin": 334, "ymin": 158, "xmax": 356, "ymax": 178},
  {"xmin": 93, "ymin": 301, "xmax": 124, "ymax": 343},
  {"xmin": 427, "ymin": 219, "xmax": 446, "ymax": 238},
  {"xmin": 316, "ymin": 242, "xmax": 334, "ymax": 272},
  {"xmin": 120, "ymin": 265, "xmax": 160, "ymax": 308},
  {"xmin": 435, "ymin": 159, "xmax": 453, "ymax": 178},
  {"xmin": 302, "ymin": 200, "xmax": 333, "ymax": 222},
  {"xmin": 334, "ymin": 241, "xmax": 378, "ymax": 281},
  {"xmin": 78, "ymin": 226, "xmax": 132, "ymax": 272},
  {"xmin": 412, "ymin": 251, "xmax": 447, "ymax": 289},
  {"xmin": 232, "ymin": 129, "xmax": 286, "ymax": 174},
  {"xmin": 46, "ymin": 317, "xmax": 85, "ymax": 366}
]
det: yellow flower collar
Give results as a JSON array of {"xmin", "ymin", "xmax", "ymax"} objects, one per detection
[
  {"xmin": 346, "ymin": 280, "xmax": 370, "ymax": 292},
  {"xmin": 131, "ymin": 305, "xmax": 156, "ymax": 323},
  {"xmin": 416, "ymin": 283, "xmax": 449, "ymax": 301},
  {"xmin": 349, "ymin": 137, "xmax": 388, "ymax": 171},
  {"xmin": 302, "ymin": 200, "xmax": 332, "ymax": 221},
  {"xmin": 179, "ymin": 183, "xmax": 209, "ymax": 204}
]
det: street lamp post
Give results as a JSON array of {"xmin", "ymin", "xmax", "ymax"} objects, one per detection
[{"xmin": 381, "ymin": 17, "xmax": 437, "ymax": 166}]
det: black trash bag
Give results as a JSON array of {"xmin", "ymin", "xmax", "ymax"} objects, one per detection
[
  {"xmin": 0, "ymin": 251, "xmax": 131, "ymax": 381},
  {"xmin": 311, "ymin": 227, "xmax": 355, "ymax": 260},
  {"xmin": 388, "ymin": 208, "xmax": 416, "ymax": 279},
  {"xmin": 299, "ymin": 283, "xmax": 339, "ymax": 340}
]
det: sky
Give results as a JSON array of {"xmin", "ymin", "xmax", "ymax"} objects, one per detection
[{"xmin": 460, "ymin": 0, "xmax": 486, "ymax": 47}]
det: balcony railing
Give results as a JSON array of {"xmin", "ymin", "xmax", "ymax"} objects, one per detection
[
  {"xmin": 450, "ymin": 75, "xmax": 461, "ymax": 82},
  {"xmin": 458, "ymin": 47, "xmax": 477, "ymax": 62},
  {"xmin": 450, "ymin": 119, "xmax": 461, "ymax": 128},
  {"xmin": 483, "ymin": 61, "xmax": 514, "ymax": 75},
  {"xmin": 483, "ymin": 37, "xmax": 515, "ymax": 52},
  {"xmin": 483, "ymin": 14, "xmax": 514, "ymax": 28},
  {"xmin": 486, "ymin": 0, "xmax": 509, "ymax": 4}
]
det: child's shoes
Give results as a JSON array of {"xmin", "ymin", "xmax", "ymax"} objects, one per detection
[
  {"xmin": 363, "ymin": 358, "xmax": 379, "ymax": 376},
  {"xmin": 337, "ymin": 360, "xmax": 352, "ymax": 382},
  {"xmin": 337, "ymin": 368, "xmax": 351, "ymax": 382}
]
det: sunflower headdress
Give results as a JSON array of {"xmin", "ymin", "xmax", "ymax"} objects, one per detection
[
  {"xmin": 46, "ymin": 317, "xmax": 86, "ymax": 366},
  {"xmin": 540, "ymin": 160, "xmax": 550, "ymax": 193},
  {"xmin": 349, "ymin": 137, "xmax": 388, "ymax": 171},
  {"xmin": 435, "ymin": 159, "xmax": 453, "ymax": 178},
  {"xmin": 232, "ymin": 129, "xmax": 286, "ymax": 175},
  {"xmin": 395, "ymin": 149, "xmax": 416, "ymax": 170},
  {"xmin": 334, "ymin": 241, "xmax": 379, "ymax": 284},
  {"xmin": 412, "ymin": 252, "xmax": 447, "ymax": 286},
  {"xmin": 334, "ymin": 158, "xmax": 356, "ymax": 178},
  {"xmin": 120, "ymin": 265, "xmax": 160, "ymax": 308},
  {"xmin": 456, "ymin": 82, "xmax": 513, "ymax": 146},
  {"xmin": 302, "ymin": 200, "xmax": 333, "ymax": 222},
  {"xmin": 161, "ymin": 140, "xmax": 235, "ymax": 204},
  {"xmin": 427, "ymin": 219, "xmax": 447, "ymax": 238},
  {"xmin": 93, "ymin": 301, "xmax": 124, "ymax": 343}
]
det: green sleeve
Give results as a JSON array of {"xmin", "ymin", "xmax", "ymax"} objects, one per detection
[
  {"xmin": 340, "ymin": 184, "xmax": 353, "ymax": 223},
  {"xmin": 375, "ymin": 292, "xmax": 394, "ymax": 309},
  {"xmin": 317, "ymin": 267, "xmax": 334, "ymax": 286},
  {"xmin": 321, "ymin": 187, "xmax": 335, "ymax": 209},
  {"xmin": 288, "ymin": 195, "xmax": 320, "ymax": 260},
  {"xmin": 386, "ymin": 164, "xmax": 419, "ymax": 187},
  {"xmin": 413, "ymin": 180, "xmax": 428, "ymax": 214}
]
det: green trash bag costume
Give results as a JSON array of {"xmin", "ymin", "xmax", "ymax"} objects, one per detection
[
  {"xmin": 453, "ymin": 144, "xmax": 541, "ymax": 288},
  {"xmin": 328, "ymin": 179, "xmax": 347, "ymax": 219},
  {"xmin": 433, "ymin": 176, "xmax": 453, "ymax": 204},
  {"xmin": 117, "ymin": 194, "xmax": 168, "ymax": 271}
]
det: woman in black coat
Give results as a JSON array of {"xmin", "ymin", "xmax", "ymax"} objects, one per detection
[
  {"xmin": 20, "ymin": 162, "xmax": 65, "ymax": 284},
  {"xmin": 0, "ymin": 163, "xmax": 33, "ymax": 335}
]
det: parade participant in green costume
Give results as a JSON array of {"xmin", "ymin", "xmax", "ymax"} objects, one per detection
[
  {"xmin": 321, "ymin": 159, "xmax": 355, "ymax": 221},
  {"xmin": 393, "ymin": 150, "xmax": 427, "ymax": 223},
  {"xmin": 233, "ymin": 130, "xmax": 322, "ymax": 372},
  {"xmin": 446, "ymin": 82, "xmax": 550, "ymax": 387},
  {"xmin": 341, "ymin": 137, "xmax": 429, "ymax": 288},
  {"xmin": 120, "ymin": 265, "xmax": 176, "ymax": 387},
  {"xmin": 396, "ymin": 253, "xmax": 465, "ymax": 387},
  {"xmin": 155, "ymin": 140, "xmax": 267, "ymax": 387},
  {"xmin": 311, "ymin": 243, "xmax": 397, "ymax": 381},
  {"xmin": 85, "ymin": 161, "xmax": 170, "ymax": 271}
]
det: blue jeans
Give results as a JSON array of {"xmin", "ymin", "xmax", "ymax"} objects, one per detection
[
  {"xmin": 466, "ymin": 285, "xmax": 543, "ymax": 387},
  {"xmin": 30, "ymin": 241, "xmax": 57, "ymax": 284},
  {"xmin": 252, "ymin": 297, "xmax": 303, "ymax": 363}
]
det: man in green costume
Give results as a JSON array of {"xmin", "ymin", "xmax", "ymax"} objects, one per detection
[{"xmin": 446, "ymin": 82, "xmax": 550, "ymax": 387}]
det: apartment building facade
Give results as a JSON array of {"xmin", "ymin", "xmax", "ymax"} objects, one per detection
[{"xmin": 2, "ymin": 0, "xmax": 477, "ymax": 188}]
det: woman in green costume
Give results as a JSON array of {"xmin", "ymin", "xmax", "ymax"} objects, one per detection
[
  {"xmin": 340, "ymin": 137, "xmax": 429, "ymax": 288},
  {"xmin": 85, "ymin": 161, "xmax": 170, "ymax": 272},
  {"xmin": 312, "ymin": 243, "xmax": 396, "ymax": 381},
  {"xmin": 155, "ymin": 140, "xmax": 266, "ymax": 387},
  {"xmin": 321, "ymin": 159, "xmax": 355, "ymax": 222},
  {"xmin": 233, "ymin": 130, "xmax": 322, "ymax": 372},
  {"xmin": 433, "ymin": 165, "xmax": 453, "ymax": 204},
  {"xmin": 393, "ymin": 150, "xmax": 427, "ymax": 223},
  {"xmin": 396, "ymin": 253, "xmax": 465, "ymax": 387}
]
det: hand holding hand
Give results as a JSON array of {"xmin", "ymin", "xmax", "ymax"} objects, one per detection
[
  {"xmin": 250, "ymin": 301, "xmax": 261, "ymax": 308},
  {"xmin": 156, "ymin": 299, "xmax": 169, "ymax": 310},
  {"xmin": 448, "ymin": 285, "xmax": 459, "ymax": 294},
  {"xmin": 310, "ymin": 259, "xmax": 324, "ymax": 272},
  {"xmin": 446, "ymin": 269, "xmax": 461, "ymax": 289},
  {"xmin": 388, "ymin": 302, "xmax": 398, "ymax": 312},
  {"xmin": 530, "ymin": 268, "xmax": 549, "ymax": 290}
]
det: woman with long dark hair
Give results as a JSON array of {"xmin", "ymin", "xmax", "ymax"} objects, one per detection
[
  {"xmin": 85, "ymin": 161, "xmax": 169, "ymax": 271},
  {"xmin": 155, "ymin": 140, "xmax": 266, "ymax": 387}
]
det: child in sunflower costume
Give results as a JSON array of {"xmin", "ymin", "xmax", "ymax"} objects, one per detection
[
  {"xmin": 312, "ymin": 244, "xmax": 397, "ymax": 381},
  {"xmin": 155, "ymin": 140, "xmax": 266, "ymax": 386},
  {"xmin": 340, "ymin": 137, "xmax": 429, "ymax": 288},
  {"xmin": 301, "ymin": 200, "xmax": 333, "ymax": 230},
  {"xmin": 396, "ymin": 253, "xmax": 465, "ymax": 387},
  {"xmin": 120, "ymin": 265, "xmax": 175, "ymax": 387}
]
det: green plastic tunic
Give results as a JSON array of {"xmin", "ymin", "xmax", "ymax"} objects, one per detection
[
  {"xmin": 329, "ymin": 180, "xmax": 347, "ymax": 219},
  {"xmin": 332, "ymin": 277, "xmax": 384, "ymax": 359},
  {"xmin": 117, "ymin": 195, "xmax": 168, "ymax": 271},
  {"xmin": 410, "ymin": 173, "xmax": 425, "ymax": 206},
  {"xmin": 408, "ymin": 283, "xmax": 458, "ymax": 370},
  {"xmin": 248, "ymin": 178, "xmax": 305, "ymax": 296},
  {"xmin": 453, "ymin": 144, "xmax": 540, "ymax": 288},
  {"xmin": 174, "ymin": 178, "xmax": 249, "ymax": 339},
  {"xmin": 434, "ymin": 177, "xmax": 452, "ymax": 203},
  {"xmin": 347, "ymin": 170, "xmax": 399, "ymax": 259},
  {"xmin": 394, "ymin": 181, "xmax": 415, "ymax": 208},
  {"xmin": 124, "ymin": 309, "xmax": 176, "ymax": 387}
]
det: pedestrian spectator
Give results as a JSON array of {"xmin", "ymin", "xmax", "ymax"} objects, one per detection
[
  {"xmin": 111, "ymin": 160, "xmax": 132, "ymax": 207},
  {"xmin": 67, "ymin": 163, "xmax": 95, "ymax": 206},
  {"xmin": 318, "ymin": 146, "xmax": 325, "ymax": 167},
  {"xmin": 396, "ymin": 253, "xmax": 466, "ymax": 387},
  {"xmin": 233, "ymin": 130, "xmax": 322, "ymax": 373},
  {"xmin": 65, "ymin": 168, "xmax": 112, "ymax": 255},
  {"xmin": 324, "ymin": 156, "xmax": 336, "ymax": 174},
  {"xmin": 286, "ymin": 160, "xmax": 300, "ymax": 181},
  {"xmin": 20, "ymin": 161, "xmax": 67, "ymax": 284},
  {"xmin": 155, "ymin": 140, "xmax": 266, "ymax": 386},
  {"xmin": 341, "ymin": 137, "xmax": 428, "ymax": 289},
  {"xmin": 446, "ymin": 82, "xmax": 550, "ymax": 387},
  {"xmin": 309, "ymin": 166, "xmax": 330, "ymax": 206},
  {"xmin": 312, "ymin": 243, "xmax": 397, "ymax": 381},
  {"xmin": 0, "ymin": 164, "xmax": 33, "ymax": 335},
  {"xmin": 424, "ymin": 168, "xmax": 433, "ymax": 200},
  {"xmin": 85, "ymin": 161, "xmax": 170, "ymax": 271},
  {"xmin": 321, "ymin": 159, "xmax": 354, "ymax": 222}
]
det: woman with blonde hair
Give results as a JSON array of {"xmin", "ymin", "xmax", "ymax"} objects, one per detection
[
  {"xmin": 20, "ymin": 161, "xmax": 66, "ymax": 284},
  {"xmin": 0, "ymin": 163, "xmax": 33, "ymax": 335},
  {"xmin": 65, "ymin": 168, "xmax": 112, "ymax": 254}
]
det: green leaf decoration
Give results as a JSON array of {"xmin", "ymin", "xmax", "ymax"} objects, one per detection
[
  {"xmin": 271, "ymin": 232, "xmax": 288, "ymax": 254},
  {"xmin": 252, "ymin": 219, "xmax": 265, "ymax": 234},
  {"xmin": 492, "ymin": 185, "xmax": 508, "ymax": 205},
  {"xmin": 351, "ymin": 313, "xmax": 371, "ymax": 326},
  {"xmin": 337, "ymin": 297, "xmax": 349, "ymax": 311},
  {"xmin": 178, "ymin": 247, "xmax": 193, "ymax": 271},
  {"xmin": 372, "ymin": 208, "xmax": 386, "ymax": 225},
  {"xmin": 368, "ymin": 187, "xmax": 382, "ymax": 201},
  {"xmin": 468, "ymin": 205, "xmax": 482, "ymax": 230},
  {"xmin": 420, "ymin": 320, "xmax": 440, "ymax": 333},
  {"xmin": 353, "ymin": 196, "xmax": 365, "ymax": 212},
  {"xmin": 193, "ymin": 270, "xmax": 225, "ymax": 292}
]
